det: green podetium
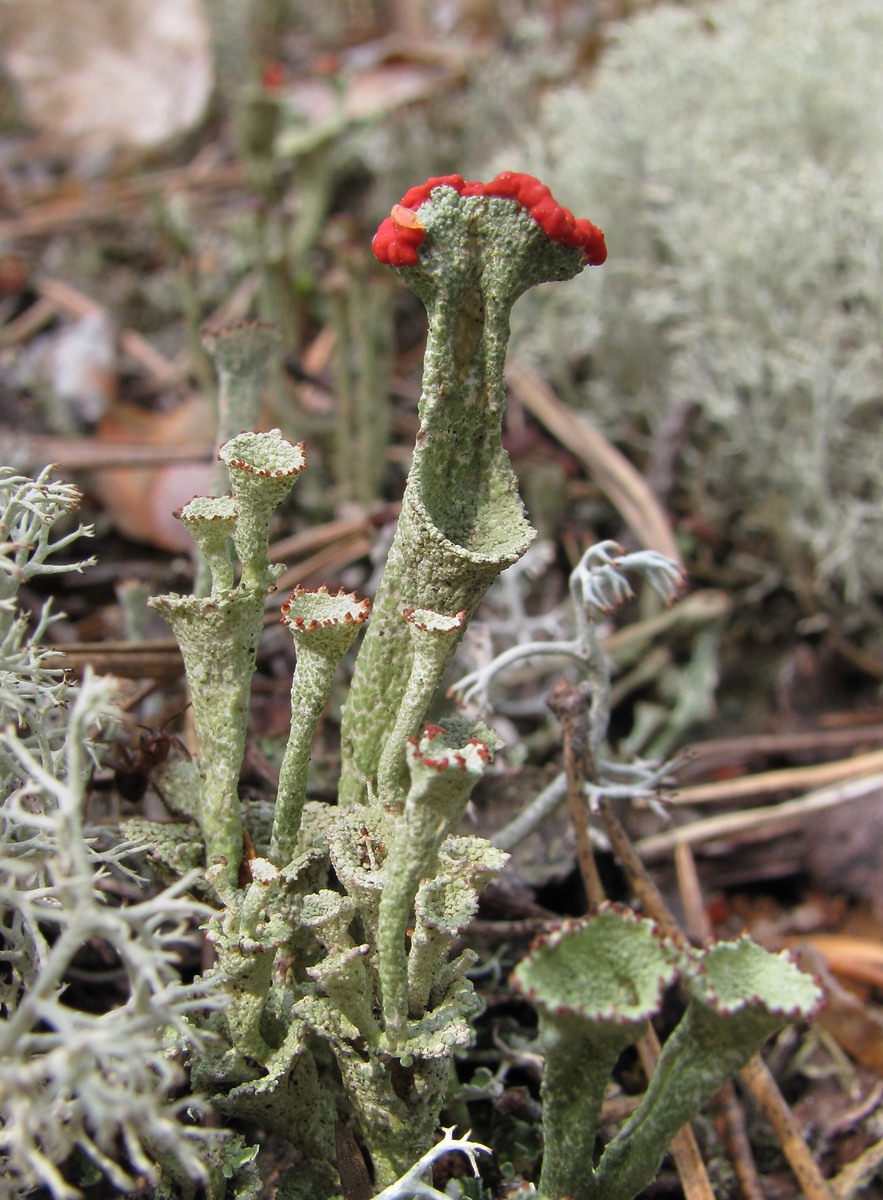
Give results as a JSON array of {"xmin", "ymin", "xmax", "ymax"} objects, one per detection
[
  {"xmin": 143, "ymin": 179, "xmax": 610, "ymax": 1193},
  {"xmin": 339, "ymin": 172, "xmax": 607, "ymax": 806},
  {"xmin": 512, "ymin": 907, "xmax": 823, "ymax": 1200},
  {"xmin": 201, "ymin": 320, "xmax": 282, "ymax": 486},
  {"xmin": 270, "ymin": 585, "xmax": 371, "ymax": 866},
  {"xmin": 512, "ymin": 908, "xmax": 679, "ymax": 1200},
  {"xmin": 150, "ymin": 427, "xmax": 305, "ymax": 887}
]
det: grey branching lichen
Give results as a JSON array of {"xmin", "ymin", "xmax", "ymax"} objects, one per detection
[
  {"xmin": 0, "ymin": 470, "xmax": 222, "ymax": 1199},
  {"xmin": 497, "ymin": 0, "xmax": 883, "ymax": 630}
]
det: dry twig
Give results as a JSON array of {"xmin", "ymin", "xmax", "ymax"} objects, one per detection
[{"xmin": 506, "ymin": 359, "xmax": 681, "ymax": 563}]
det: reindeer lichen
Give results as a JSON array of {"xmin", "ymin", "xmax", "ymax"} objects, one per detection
[{"xmin": 0, "ymin": 471, "xmax": 225, "ymax": 1199}]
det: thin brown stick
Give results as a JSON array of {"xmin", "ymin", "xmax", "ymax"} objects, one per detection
[
  {"xmin": 676, "ymin": 846, "xmax": 765, "ymax": 1200},
  {"xmin": 0, "ymin": 295, "xmax": 57, "ymax": 346},
  {"xmin": 506, "ymin": 359, "xmax": 681, "ymax": 563},
  {"xmin": 0, "ymin": 434, "xmax": 213, "ymax": 473},
  {"xmin": 674, "ymin": 840, "xmax": 711, "ymax": 945},
  {"xmin": 0, "ymin": 156, "xmax": 245, "ymax": 240},
  {"xmin": 546, "ymin": 678, "xmax": 605, "ymax": 908},
  {"xmin": 271, "ymin": 533, "xmax": 373, "ymax": 595},
  {"xmin": 268, "ymin": 516, "xmax": 375, "ymax": 563},
  {"xmin": 45, "ymin": 639, "xmax": 183, "ymax": 682},
  {"xmin": 831, "ymin": 1134, "xmax": 883, "ymax": 1200},
  {"xmin": 597, "ymin": 794, "xmax": 687, "ymax": 947},
  {"xmin": 36, "ymin": 277, "xmax": 179, "ymax": 380},
  {"xmin": 669, "ymin": 747, "xmax": 883, "ymax": 807},
  {"xmin": 716, "ymin": 1082, "xmax": 765, "ymax": 1200},
  {"xmin": 740, "ymin": 1054, "xmax": 834, "ymax": 1200},
  {"xmin": 636, "ymin": 771, "xmax": 883, "ymax": 860},
  {"xmin": 679, "ymin": 722, "xmax": 883, "ymax": 780}
]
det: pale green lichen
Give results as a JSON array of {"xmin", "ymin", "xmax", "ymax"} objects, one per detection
[
  {"xmin": 5, "ymin": 129, "xmax": 830, "ymax": 1197},
  {"xmin": 218, "ymin": 428, "xmax": 305, "ymax": 590},
  {"xmin": 586, "ymin": 937, "xmax": 822, "ymax": 1200},
  {"xmin": 202, "ymin": 319, "xmax": 283, "ymax": 465},
  {"xmin": 150, "ymin": 427, "xmax": 305, "ymax": 886},
  {"xmin": 512, "ymin": 907, "xmax": 678, "ymax": 1200},
  {"xmin": 375, "ymin": 606, "xmax": 467, "ymax": 811},
  {"xmin": 137, "ymin": 174, "xmax": 609, "ymax": 1185},
  {"xmin": 377, "ymin": 723, "xmax": 495, "ymax": 1043},
  {"xmin": 176, "ymin": 495, "xmax": 238, "ymax": 596},
  {"xmin": 149, "ymin": 585, "xmax": 266, "ymax": 886},
  {"xmin": 339, "ymin": 183, "xmax": 597, "ymax": 805},
  {"xmin": 270, "ymin": 586, "xmax": 370, "ymax": 866},
  {"xmin": 512, "ymin": 910, "xmax": 823, "ymax": 1200}
]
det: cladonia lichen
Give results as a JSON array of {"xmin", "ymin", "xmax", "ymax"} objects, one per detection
[{"xmin": 5, "ymin": 167, "xmax": 824, "ymax": 1200}]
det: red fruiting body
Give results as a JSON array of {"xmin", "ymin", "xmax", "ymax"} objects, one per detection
[
  {"xmin": 371, "ymin": 205, "xmax": 426, "ymax": 268},
  {"xmin": 261, "ymin": 60, "xmax": 286, "ymax": 90},
  {"xmin": 422, "ymin": 756, "xmax": 449, "ymax": 771},
  {"xmin": 371, "ymin": 171, "xmax": 607, "ymax": 268}
]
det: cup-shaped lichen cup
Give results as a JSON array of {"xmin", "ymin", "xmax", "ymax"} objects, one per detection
[
  {"xmin": 512, "ymin": 905, "xmax": 678, "ymax": 1200},
  {"xmin": 218, "ymin": 429, "xmax": 306, "ymax": 589},
  {"xmin": 586, "ymin": 936, "xmax": 824, "ymax": 1200},
  {"xmin": 269, "ymin": 586, "xmax": 370, "ymax": 866}
]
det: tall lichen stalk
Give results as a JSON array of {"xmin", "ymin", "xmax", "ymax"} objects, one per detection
[{"xmin": 339, "ymin": 175, "xmax": 606, "ymax": 807}]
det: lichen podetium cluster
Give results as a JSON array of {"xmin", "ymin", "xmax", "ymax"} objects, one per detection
[
  {"xmin": 31, "ymin": 173, "xmax": 821, "ymax": 1200},
  {"xmin": 133, "ymin": 175, "xmax": 609, "ymax": 1197}
]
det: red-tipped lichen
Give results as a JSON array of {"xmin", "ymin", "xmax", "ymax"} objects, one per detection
[
  {"xmin": 371, "ymin": 172, "xmax": 607, "ymax": 269},
  {"xmin": 281, "ymin": 584, "xmax": 371, "ymax": 632}
]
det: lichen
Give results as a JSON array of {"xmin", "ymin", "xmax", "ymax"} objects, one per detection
[{"xmin": 493, "ymin": 0, "xmax": 883, "ymax": 631}]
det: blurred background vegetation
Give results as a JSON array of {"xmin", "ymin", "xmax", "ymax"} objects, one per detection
[{"xmin": 2, "ymin": 0, "xmax": 883, "ymax": 737}]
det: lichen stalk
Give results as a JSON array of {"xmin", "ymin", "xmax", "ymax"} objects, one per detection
[
  {"xmin": 218, "ymin": 429, "xmax": 306, "ymax": 590},
  {"xmin": 149, "ymin": 586, "xmax": 266, "ymax": 886},
  {"xmin": 175, "ymin": 495, "xmax": 238, "ymax": 596},
  {"xmin": 375, "ymin": 607, "xmax": 467, "ymax": 811},
  {"xmin": 202, "ymin": 320, "xmax": 282, "ymax": 465},
  {"xmin": 308, "ymin": 946, "xmax": 382, "ymax": 1049},
  {"xmin": 511, "ymin": 908, "xmax": 678, "ymax": 1200},
  {"xmin": 585, "ymin": 938, "xmax": 823, "ymax": 1200},
  {"xmin": 340, "ymin": 176, "xmax": 606, "ymax": 806},
  {"xmin": 538, "ymin": 1015, "xmax": 632, "ymax": 1199},
  {"xmin": 205, "ymin": 857, "xmax": 287, "ymax": 1064},
  {"xmin": 270, "ymin": 587, "xmax": 370, "ymax": 866},
  {"xmin": 376, "ymin": 726, "xmax": 491, "ymax": 1042},
  {"xmin": 333, "ymin": 1044, "xmax": 451, "ymax": 1189},
  {"xmin": 406, "ymin": 842, "xmax": 506, "ymax": 1015}
]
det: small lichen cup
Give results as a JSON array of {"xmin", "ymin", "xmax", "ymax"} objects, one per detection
[
  {"xmin": 586, "ymin": 936, "xmax": 824, "ymax": 1200},
  {"xmin": 175, "ymin": 494, "xmax": 238, "ymax": 596},
  {"xmin": 270, "ymin": 586, "xmax": 371, "ymax": 866},
  {"xmin": 150, "ymin": 428, "xmax": 307, "ymax": 886},
  {"xmin": 218, "ymin": 428, "xmax": 306, "ymax": 590},
  {"xmin": 514, "ymin": 910, "xmax": 823, "ymax": 1200},
  {"xmin": 512, "ymin": 906, "xmax": 678, "ymax": 1200}
]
